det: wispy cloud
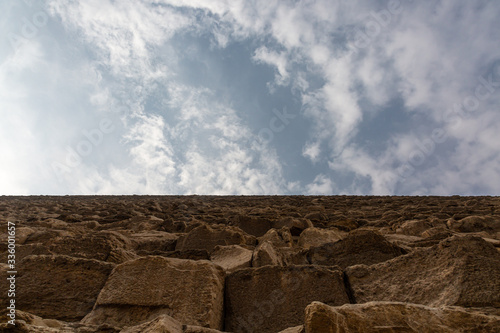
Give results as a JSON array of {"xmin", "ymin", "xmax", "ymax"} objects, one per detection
[{"xmin": 1, "ymin": 0, "xmax": 499, "ymax": 195}]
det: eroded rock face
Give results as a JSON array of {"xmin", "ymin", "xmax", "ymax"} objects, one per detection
[
  {"xmin": 224, "ymin": 265, "xmax": 350, "ymax": 333},
  {"xmin": 49, "ymin": 230, "xmax": 133, "ymax": 263},
  {"xmin": 235, "ymin": 215, "xmax": 272, "ymax": 237},
  {"xmin": 396, "ymin": 219, "xmax": 444, "ymax": 237},
  {"xmin": 297, "ymin": 227, "xmax": 343, "ymax": 249},
  {"xmin": 0, "ymin": 310, "xmax": 70, "ymax": 332},
  {"xmin": 272, "ymin": 217, "xmax": 313, "ymax": 236},
  {"xmin": 210, "ymin": 245, "xmax": 253, "ymax": 272},
  {"xmin": 0, "ymin": 243, "xmax": 51, "ymax": 264},
  {"xmin": 175, "ymin": 224, "xmax": 256, "ymax": 253},
  {"xmin": 259, "ymin": 228, "xmax": 294, "ymax": 248},
  {"xmin": 129, "ymin": 231, "xmax": 179, "ymax": 254},
  {"xmin": 346, "ymin": 236, "xmax": 500, "ymax": 307},
  {"xmin": 120, "ymin": 314, "xmax": 183, "ymax": 333},
  {"xmin": 14, "ymin": 255, "xmax": 115, "ymax": 321},
  {"xmin": 307, "ymin": 229, "xmax": 405, "ymax": 268},
  {"xmin": 277, "ymin": 326, "xmax": 305, "ymax": 333},
  {"xmin": 1, "ymin": 196, "xmax": 500, "ymax": 331},
  {"xmin": 304, "ymin": 301, "xmax": 500, "ymax": 333},
  {"xmin": 83, "ymin": 256, "xmax": 225, "ymax": 329},
  {"xmin": 252, "ymin": 240, "xmax": 283, "ymax": 267},
  {"xmin": 448, "ymin": 215, "xmax": 500, "ymax": 234}
]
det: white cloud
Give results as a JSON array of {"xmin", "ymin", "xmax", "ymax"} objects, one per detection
[
  {"xmin": 302, "ymin": 141, "xmax": 321, "ymax": 163},
  {"xmin": 163, "ymin": 84, "xmax": 288, "ymax": 194},
  {"xmin": 253, "ymin": 46, "xmax": 290, "ymax": 87},
  {"xmin": 2, "ymin": 0, "xmax": 500, "ymax": 195},
  {"xmin": 48, "ymin": 0, "xmax": 191, "ymax": 77},
  {"xmin": 71, "ymin": 81, "xmax": 289, "ymax": 195},
  {"xmin": 306, "ymin": 174, "xmax": 334, "ymax": 195},
  {"xmin": 329, "ymin": 146, "xmax": 399, "ymax": 195}
]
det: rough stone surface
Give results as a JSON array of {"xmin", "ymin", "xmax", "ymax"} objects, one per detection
[
  {"xmin": 210, "ymin": 245, "xmax": 252, "ymax": 272},
  {"xmin": 161, "ymin": 249, "xmax": 210, "ymax": 260},
  {"xmin": 383, "ymin": 233, "xmax": 425, "ymax": 250},
  {"xmin": 0, "ymin": 243, "xmax": 51, "ymax": 263},
  {"xmin": 448, "ymin": 215, "xmax": 500, "ymax": 233},
  {"xmin": 297, "ymin": 227, "xmax": 343, "ymax": 249},
  {"xmin": 259, "ymin": 228, "xmax": 293, "ymax": 248},
  {"xmin": 10, "ymin": 227, "xmax": 35, "ymax": 245},
  {"xmin": 120, "ymin": 315, "xmax": 183, "ymax": 333},
  {"xmin": 421, "ymin": 226, "xmax": 453, "ymax": 239},
  {"xmin": 280, "ymin": 248, "xmax": 309, "ymax": 266},
  {"xmin": 48, "ymin": 231, "xmax": 132, "ymax": 263},
  {"xmin": 183, "ymin": 326, "xmax": 227, "ymax": 333},
  {"xmin": 346, "ymin": 235, "xmax": 500, "ymax": 307},
  {"xmin": 23, "ymin": 228, "xmax": 73, "ymax": 245},
  {"xmin": 13, "ymin": 255, "xmax": 115, "ymax": 321},
  {"xmin": 304, "ymin": 301, "xmax": 500, "ymax": 333},
  {"xmin": 307, "ymin": 229, "xmax": 405, "ymax": 268},
  {"xmin": 235, "ymin": 215, "xmax": 272, "ymax": 237},
  {"xmin": 128, "ymin": 231, "xmax": 179, "ymax": 252},
  {"xmin": 0, "ymin": 310, "xmax": 64, "ymax": 332},
  {"xmin": 252, "ymin": 240, "xmax": 283, "ymax": 267},
  {"xmin": 0, "ymin": 311, "xmax": 223, "ymax": 333},
  {"xmin": 175, "ymin": 224, "xmax": 256, "ymax": 253},
  {"xmin": 272, "ymin": 217, "xmax": 313, "ymax": 236},
  {"xmin": 2, "ymin": 196, "xmax": 500, "ymax": 331},
  {"xmin": 396, "ymin": 219, "xmax": 444, "ymax": 237},
  {"xmin": 225, "ymin": 265, "xmax": 350, "ymax": 333},
  {"xmin": 277, "ymin": 326, "xmax": 305, "ymax": 333},
  {"xmin": 83, "ymin": 256, "xmax": 225, "ymax": 329},
  {"xmin": 0, "ymin": 309, "xmax": 123, "ymax": 332}
]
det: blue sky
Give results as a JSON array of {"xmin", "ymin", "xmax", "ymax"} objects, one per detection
[{"xmin": 1, "ymin": 0, "xmax": 500, "ymax": 195}]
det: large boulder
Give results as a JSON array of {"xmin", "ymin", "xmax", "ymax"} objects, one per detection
[
  {"xmin": 346, "ymin": 236, "xmax": 500, "ymax": 307},
  {"xmin": 14, "ymin": 255, "xmax": 115, "ymax": 321},
  {"xmin": 304, "ymin": 301, "xmax": 500, "ymax": 333},
  {"xmin": 307, "ymin": 230, "xmax": 405, "ymax": 268},
  {"xmin": 235, "ymin": 215, "xmax": 272, "ymax": 237},
  {"xmin": 83, "ymin": 256, "xmax": 225, "ymax": 329},
  {"xmin": 272, "ymin": 217, "xmax": 313, "ymax": 236},
  {"xmin": 210, "ymin": 245, "xmax": 252, "ymax": 273},
  {"xmin": 0, "ymin": 243, "xmax": 51, "ymax": 264},
  {"xmin": 297, "ymin": 227, "xmax": 343, "ymax": 249},
  {"xmin": 129, "ymin": 231, "xmax": 179, "ymax": 252},
  {"xmin": 396, "ymin": 219, "xmax": 444, "ymax": 237},
  {"xmin": 279, "ymin": 248, "xmax": 309, "ymax": 266},
  {"xmin": 175, "ymin": 224, "xmax": 256, "ymax": 254},
  {"xmin": 48, "ymin": 231, "xmax": 133, "ymax": 263},
  {"xmin": 421, "ymin": 226, "xmax": 453, "ymax": 239},
  {"xmin": 259, "ymin": 228, "xmax": 293, "ymax": 248},
  {"xmin": 252, "ymin": 241, "xmax": 284, "ymax": 267},
  {"xmin": 103, "ymin": 215, "xmax": 165, "ymax": 232},
  {"xmin": 224, "ymin": 265, "xmax": 350, "ymax": 333},
  {"xmin": 24, "ymin": 228, "xmax": 73, "ymax": 245},
  {"xmin": 447, "ymin": 215, "xmax": 500, "ymax": 233}
]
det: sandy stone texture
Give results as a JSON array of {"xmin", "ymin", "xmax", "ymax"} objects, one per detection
[{"xmin": 1, "ymin": 195, "xmax": 499, "ymax": 332}]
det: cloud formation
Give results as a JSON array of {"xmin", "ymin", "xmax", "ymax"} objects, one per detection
[{"xmin": 1, "ymin": 0, "xmax": 499, "ymax": 195}]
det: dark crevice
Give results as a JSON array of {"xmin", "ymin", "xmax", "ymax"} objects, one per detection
[
  {"xmin": 342, "ymin": 271, "xmax": 356, "ymax": 304},
  {"xmin": 305, "ymin": 250, "xmax": 312, "ymax": 264}
]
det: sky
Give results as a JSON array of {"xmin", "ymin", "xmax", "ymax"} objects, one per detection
[{"xmin": 1, "ymin": 0, "xmax": 500, "ymax": 195}]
